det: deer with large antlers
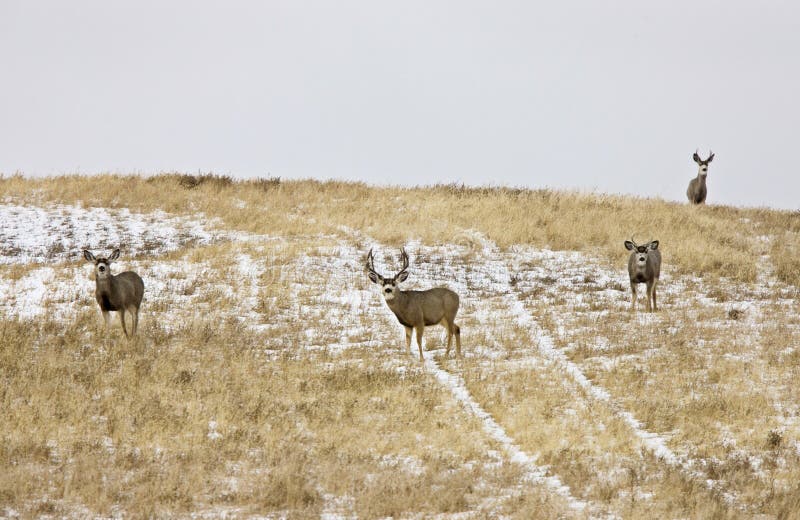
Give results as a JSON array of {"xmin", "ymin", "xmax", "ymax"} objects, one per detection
[
  {"xmin": 366, "ymin": 248, "xmax": 462, "ymax": 361},
  {"xmin": 687, "ymin": 149, "xmax": 715, "ymax": 204}
]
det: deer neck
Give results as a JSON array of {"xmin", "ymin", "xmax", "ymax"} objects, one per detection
[
  {"xmin": 385, "ymin": 290, "xmax": 416, "ymax": 327},
  {"xmin": 696, "ymin": 168, "xmax": 707, "ymax": 182},
  {"xmin": 385, "ymin": 289, "xmax": 410, "ymax": 313},
  {"xmin": 95, "ymin": 274, "xmax": 116, "ymax": 293}
]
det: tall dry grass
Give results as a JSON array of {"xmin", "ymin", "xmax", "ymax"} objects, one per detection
[
  {"xmin": 4, "ymin": 173, "xmax": 800, "ymax": 517},
  {"xmin": 4, "ymin": 173, "xmax": 799, "ymax": 283},
  {"xmin": 0, "ymin": 314, "xmax": 567, "ymax": 517}
]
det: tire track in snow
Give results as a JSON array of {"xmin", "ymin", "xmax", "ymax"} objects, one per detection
[
  {"xmin": 422, "ymin": 352, "xmax": 588, "ymax": 512},
  {"xmin": 305, "ymin": 231, "xmax": 739, "ymax": 512},
  {"xmin": 340, "ymin": 229, "xmax": 590, "ymax": 513},
  {"xmin": 472, "ymin": 235, "xmax": 743, "ymax": 509}
]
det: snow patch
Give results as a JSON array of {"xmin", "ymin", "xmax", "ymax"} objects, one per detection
[
  {"xmin": 424, "ymin": 352, "xmax": 587, "ymax": 511},
  {"xmin": 0, "ymin": 202, "xmax": 221, "ymax": 265}
]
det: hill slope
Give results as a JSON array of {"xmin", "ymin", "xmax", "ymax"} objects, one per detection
[{"xmin": 1, "ymin": 174, "xmax": 800, "ymax": 518}]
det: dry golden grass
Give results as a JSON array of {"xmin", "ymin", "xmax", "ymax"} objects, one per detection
[
  {"xmin": 5, "ymin": 172, "xmax": 800, "ymax": 283},
  {"xmin": 0, "ymin": 315, "xmax": 572, "ymax": 518},
  {"xmin": 771, "ymin": 232, "xmax": 800, "ymax": 287},
  {"xmin": 461, "ymin": 360, "xmax": 738, "ymax": 519},
  {"xmin": 4, "ymin": 173, "xmax": 800, "ymax": 518},
  {"xmin": 522, "ymin": 268, "xmax": 800, "ymax": 516}
]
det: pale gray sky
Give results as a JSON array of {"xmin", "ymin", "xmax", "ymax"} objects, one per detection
[{"xmin": 1, "ymin": 1, "xmax": 798, "ymax": 208}]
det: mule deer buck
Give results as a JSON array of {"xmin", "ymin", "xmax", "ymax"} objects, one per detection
[
  {"xmin": 83, "ymin": 249, "xmax": 145, "ymax": 337},
  {"xmin": 624, "ymin": 239, "xmax": 661, "ymax": 312},
  {"xmin": 687, "ymin": 149, "xmax": 714, "ymax": 204},
  {"xmin": 366, "ymin": 248, "xmax": 461, "ymax": 361}
]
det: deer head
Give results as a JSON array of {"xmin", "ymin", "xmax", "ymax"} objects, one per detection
[
  {"xmin": 366, "ymin": 248, "xmax": 410, "ymax": 301},
  {"xmin": 692, "ymin": 149, "xmax": 715, "ymax": 176},
  {"xmin": 83, "ymin": 248, "xmax": 121, "ymax": 280}
]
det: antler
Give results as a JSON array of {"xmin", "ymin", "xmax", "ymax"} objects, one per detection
[
  {"xmin": 366, "ymin": 248, "xmax": 379, "ymax": 277},
  {"xmin": 397, "ymin": 248, "xmax": 410, "ymax": 277}
]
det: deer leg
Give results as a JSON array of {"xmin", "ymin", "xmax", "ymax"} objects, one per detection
[
  {"xmin": 415, "ymin": 326, "xmax": 424, "ymax": 362},
  {"xmin": 630, "ymin": 282, "xmax": 637, "ymax": 312},
  {"xmin": 651, "ymin": 280, "xmax": 658, "ymax": 312},
  {"xmin": 120, "ymin": 309, "xmax": 129, "ymax": 338},
  {"xmin": 404, "ymin": 326, "xmax": 412, "ymax": 353},
  {"xmin": 129, "ymin": 306, "xmax": 139, "ymax": 335},
  {"xmin": 102, "ymin": 310, "xmax": 111, "ymax": 328},
  {"xmin": 646, "ymin": 281, "xmax": 654, "ymax": 312},
  {"xmin": 454, "ymin": 324, "xmax": 462, "ymax": 357},
  {"xmin": 444, "ymin": 321, "xmax": 453, "ymax": 358}
]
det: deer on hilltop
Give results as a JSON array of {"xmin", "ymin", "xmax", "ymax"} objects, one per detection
[
  {"xmin": 83, "ymin": 249, "xmax": 145, "ymax": 337},
  {"xmin": 366, "ymin": 248, "xmax": 462, "ymax": 361},
  {"xmin": 687, "ymin": 149, "xmax": 715, "ymax": 204}
]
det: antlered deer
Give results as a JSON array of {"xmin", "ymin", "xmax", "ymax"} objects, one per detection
[
  {"xmin": 687, "ymin": 149, "xmax": 715, "ymax": 204},
  {"xmin": 83, "ymin": 249, "xmax": 144, "ymax": 337},
  {"xmin": 366, "ymin": 248, "xmax": 461, "ymax": 361}
]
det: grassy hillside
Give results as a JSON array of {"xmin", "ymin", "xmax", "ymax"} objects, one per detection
[
  {"xmin": 5, "ymin": 172, "xmax": 800, "ymax": 282},
  {"xmin": 1, "ymin": 174, "xmax": 800, "ymax": 518}
]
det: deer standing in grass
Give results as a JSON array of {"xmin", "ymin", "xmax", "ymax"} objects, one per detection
[
  {"xmin": 83, "ymin": 249, "xmax": 144, "ymax": 337},
  {"xmin": 687, "ymin": 149, "xmax": 714, "ymax": 204},
  {"xmin": 624, "ymin": 239, "xmax": 661, "ymax": 312},
  {"xmin": 366, "ymin": 248, "xmax": 462, "ymax": 361}
]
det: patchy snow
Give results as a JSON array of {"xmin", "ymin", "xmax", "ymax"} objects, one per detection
[
  {"xmin": 207, "ymin": 420, "xmax": 223, "ymax": 441},
  {"xmin": 0, "ymin": 265, "xmax": 87, "ymax": 320},
  {"xmin": 466, "ymin": 236, "xmax": 694, "ymax": 474},
  {"xmin": 378, "ymin": 454, "xmax": 426, "ymax": 477},
  {"xmin": 368, "ymin": 230, "xmax": 755, "ymax": 510},
  {"xmin": 424, "ymin": 352, "xmax": 587, "ymax": 511},
  {"xmin": 310, "ymin": 228, "xmax": 776, "ymax": 512},
  {"xmin": 320, "ymin": 493, "xmax": 356, "ymax": 520},
  {"xmin": 493, "ymin": 239, "xmax": 751, "ymax": 506},
  {"xmin": 337, "ymin": 231, "xmax": 589, "ymax": 510},
  {"xmin": 5, "ymin": 207, "xmax": 800, "ymax": 516},
  {"xmin": 0, "ymin": 202, "xmax": 221, "ymax": 264}
]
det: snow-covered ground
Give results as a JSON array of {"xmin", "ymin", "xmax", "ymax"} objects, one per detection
[
  {"xmin": 2, "ymin": 202, "xmax": 799, "ymax": 517},
  {"xmin": 0, "ymin": 202, "xmax": 222, "ymax": 264}
]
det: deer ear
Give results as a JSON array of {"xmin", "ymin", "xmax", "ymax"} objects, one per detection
[
  {"xmin": 83, "ymin": 250, "xmax": 96, "ymax": 262},
  {"xmin": 706, "ymin": 153, "xmax": 714, "ymax": 163},
  {"xmin": 109, "ymin": 249, "xmax": 121, "ymax": 262},
  {"xmin": 624, "ymin": 240, "xmax": 635, "ymax": 251},
  {"xmin": 649, "ymin": 240, "xmax": 659, "ymax": 251},
  {"xmin": 396, "ymin": 271, "xmax": 409, "ymax": 283},
  {"xmin": 692, "ymin": 152, "xmax": 701, "ymax": 163},
  {"xmin": 368, "ymin": 272, "xmax": 381, "ymax": 284}
]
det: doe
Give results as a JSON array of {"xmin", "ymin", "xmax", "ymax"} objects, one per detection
[
  {"xmin": 624, "ymin": 239, "xmax": 661, "ymax": 312},
  {"xmin": 366, "ymin": 248, "xmax": 462, "ymax": 361},
  {"xmin": 687, "ymin": 149, "xmax": 715, "ymax": 204},
  {"xmin": 83, "ymin": 249, "xmax": 145, "ymax": 337}
]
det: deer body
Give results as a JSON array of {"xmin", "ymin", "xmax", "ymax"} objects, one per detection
[
  {"xmin": 624, "ymin": 240, "xmax": 661, "ymax": 312},
  {"xmin": 367, "ymin": 249, "xmax": 461, "ymax": 361},
  {"xmin": 687, "ymin": 150, "xmax": 714, "ymax": 204},
  {"xmin": 84, "ymin": 249, "xmax": 144, "ymax": 337},
  {"xmin": 686, "ymin": 175, "xmax": 707, "ymax": 204},
  {"xmin": 386, "ymin": 287, "xmax": 459, "ymax": 329}
]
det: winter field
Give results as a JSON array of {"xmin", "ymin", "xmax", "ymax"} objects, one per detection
[{"xmin": 2, "ymin": 174, "xmax": 800, "ymax": 518}]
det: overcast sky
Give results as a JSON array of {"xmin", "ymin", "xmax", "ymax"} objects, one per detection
[{"xmin": 1, "ymin": 1, "xmax": 797, "ymax": 208}]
